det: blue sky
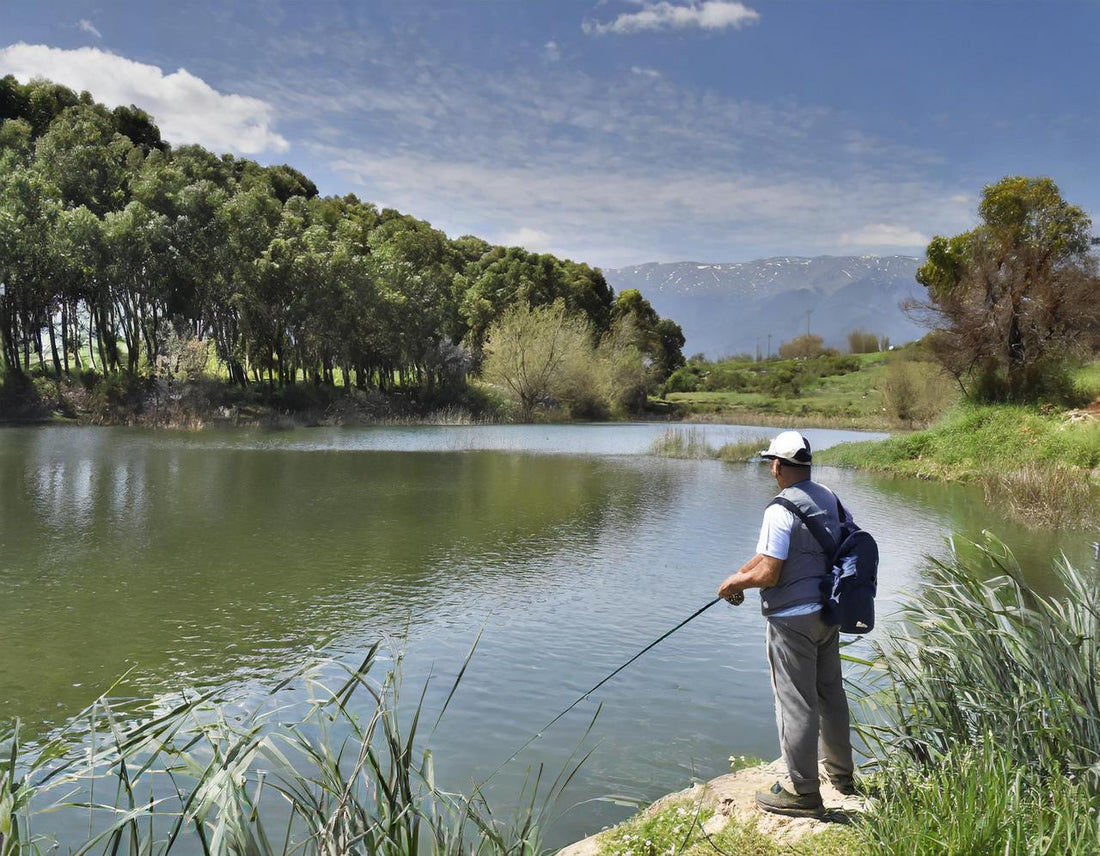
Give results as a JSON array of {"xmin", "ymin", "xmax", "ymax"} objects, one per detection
[{"xmin": 2, "ymin": 1, "xmax": 1098, "ymax": 267}]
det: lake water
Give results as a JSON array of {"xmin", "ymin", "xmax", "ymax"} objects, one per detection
[{"xmin": 1, "ymin": 424, "xmax": 1095, "ymax": 847}]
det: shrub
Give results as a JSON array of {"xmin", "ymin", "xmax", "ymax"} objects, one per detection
[
  {"xmin": 778, "ymin": 333, "xmax": 825, "ymax": 360},
  {"xmin": 878, "ymin": 359, "xmax": 955, "ymax": 426},
  {"xmin": 79, "ymin": 367, "xmax": 102, "ymax": 389},
  {"xmin": 663, "ymin": 365, "xmax": 701, "ymax": 394},
  {"xmin": 846, "ymin": 329, "xmax": 881, "ymax": 354}
]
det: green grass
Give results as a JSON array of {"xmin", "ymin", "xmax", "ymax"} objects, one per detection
[
  {"xmin": 816, "ymin": 401, "xmax": 1100, "ymax": 526},
  {"xmin": 597, "ymin": 799, "xmax": 858, "ymax": 856},
  {"xmin": 817, "ymin": 401, "xmax": 1100, "ymax": 479},
  {"xmin": 1072, "ymin": 360, "xmax": 1100, "ymax": 400},
  {"xmin": 856, "ymin": 741, "xmax": 1100, "ymax": 856},
  {"xmin": 662, "ymin": 353, "xmax": 895, "ymax": 428}
]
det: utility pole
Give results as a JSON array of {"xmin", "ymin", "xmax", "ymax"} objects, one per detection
[
  {"xmin": 755, "ymin": 336, "xmax": 760, "ymax": 362},
  {"xmin": 766, "ymin": 333, "xmax": 772, "ymax": 360},
  {"xmin": 806, "ymin": 309, "xmax": 813, "ymax": 336}
]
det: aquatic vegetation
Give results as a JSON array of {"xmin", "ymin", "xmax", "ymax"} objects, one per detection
[
  {"xmin": 0, "ymin": 645, "xmax": 579, "ymax": 856},
  {"xmin": 646, "ymin": 428, "xmax": 716, "ymax": 459}
]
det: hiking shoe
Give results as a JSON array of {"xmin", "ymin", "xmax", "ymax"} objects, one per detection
[
  {"xmin": 755, "ymin": 782, "xmax": 824, "ymax": 818},
  {"xmin": 829, "ymin": 776, "xmax": 860, "ymax": 796}
]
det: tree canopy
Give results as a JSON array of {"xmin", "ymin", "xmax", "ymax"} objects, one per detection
[
  {"xmin": 0, "ymin": 76, "xmax": 685, "ymax": 410},
  {"xmin": 913, "ymin": 176, "xmax": 1099, "ymax": 401}
]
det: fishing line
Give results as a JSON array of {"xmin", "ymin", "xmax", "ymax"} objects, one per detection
[{"xmin": 493, "ymin": 595, "xmax": 731, "ymax": 773}]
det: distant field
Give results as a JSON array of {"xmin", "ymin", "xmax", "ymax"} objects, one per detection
[{"xmin": 659, "ymin": 350, "xmax": 895, "ymax": 428}]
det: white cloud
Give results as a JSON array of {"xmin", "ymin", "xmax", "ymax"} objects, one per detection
[
  {"xmin": 840, "ymin": 223, "xmax": 930, "ymax": 249},
  {"xmin": 543, "ymin": 41, "xmax": 561, "ymax": 62},
  {"xmin": 0, "ymin": 43, "xmax": 289, "ymax": 155},
  {"xmin": 77, "ymin": 20, "xmax": 102, "ymax": 39},
  {"xmin": 500, "ymin": 227, "xmax": 554, "ymax": 252},
  {"xmin": 631, "ymin": 66, "xmax": 662, "ymax": 78},
  {"xmin": 319, "ymin": 147, "xmax": 967, "ymax": 267},
  {"xmin": 585, "ymin": 2, "xmax": 760, "ymax": 35}
]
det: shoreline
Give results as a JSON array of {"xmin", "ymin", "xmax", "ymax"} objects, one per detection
[{"xmin": 556, "ymin": 759, "xmax": 864, "ymax": 856}]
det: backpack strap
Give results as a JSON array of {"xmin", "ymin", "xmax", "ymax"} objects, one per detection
[{"xmin": 768, "ymin": 496, "xmax": 839, "ymax": 560}]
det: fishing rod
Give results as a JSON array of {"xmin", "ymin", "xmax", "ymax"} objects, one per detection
[{"xmin": 492, "ymin": 590, "xmax": 744, "ymax": 773}]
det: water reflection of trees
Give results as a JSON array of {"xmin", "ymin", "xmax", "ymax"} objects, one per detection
[{"xmin": 0, "ymin": 430, "xmax": 687, "ymax": 736}]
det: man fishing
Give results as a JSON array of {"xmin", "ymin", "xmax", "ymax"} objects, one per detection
[{"xmin": 717, "ymin": 430, "xmax": 856, "ymax": 817}]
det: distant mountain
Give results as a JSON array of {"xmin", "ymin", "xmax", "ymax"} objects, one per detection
[{"xmin": 604, "ymin": 255, "xmax": 926, "ymax": 358}]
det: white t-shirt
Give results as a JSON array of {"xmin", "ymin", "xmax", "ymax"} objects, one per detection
[{"xmin": 756, "ymin": 503, "xmax": 797, "ymax": 560}]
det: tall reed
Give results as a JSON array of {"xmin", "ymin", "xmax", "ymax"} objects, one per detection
[
  {"xmin": 981, "ymin": 463, "xmax": 1097, "ymax": 529},
  {"xmin": 0, "ymin": 645, "xmax": 580, "ymax": 856},
  {"xmin": 646, "ymin": 428, "xmax": 716, "ymax": 459},
  {"xmin": 851, "ymin": 534, "xmax": 1100, "ymax": 853}
]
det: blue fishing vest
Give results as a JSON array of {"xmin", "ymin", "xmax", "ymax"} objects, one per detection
[{"xmin": 760, "ymin": 479, "xmax": 842, "ymax": 617}]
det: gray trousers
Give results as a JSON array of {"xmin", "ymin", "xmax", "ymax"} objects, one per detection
[{"xmin": 765, "ymin": 610, "xmax": 854, "ymax": 795}]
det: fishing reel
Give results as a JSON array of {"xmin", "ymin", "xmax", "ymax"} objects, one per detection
[{"xmin": 723, "ymin": 591, "xmax": 745, "ymax": 607}]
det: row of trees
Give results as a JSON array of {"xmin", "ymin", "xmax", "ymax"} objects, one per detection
[{"xmin": 0, "ymin": 76, "xmax": 683, "ymax": 411}]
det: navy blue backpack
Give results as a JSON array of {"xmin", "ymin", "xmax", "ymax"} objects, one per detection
[{"xmin": 769, "ymin": 495, "xmax": 879, "ymax": 634}]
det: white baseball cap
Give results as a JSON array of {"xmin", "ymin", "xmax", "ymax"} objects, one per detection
[{"xmin": 759, "ymin": 431, "xmax": 812, "ymax": 465}]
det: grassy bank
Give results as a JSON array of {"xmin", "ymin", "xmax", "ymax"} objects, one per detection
[
  {"xmin": 815, "ymin": 401, "xmax": 1100, "ymax": 480},
  {"xmin": 815, "ymin": 401, "xmax": 1100, "ymax": 527}
]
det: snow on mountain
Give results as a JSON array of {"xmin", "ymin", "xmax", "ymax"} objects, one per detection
[{"xmin": 604, "ymin": 255, "xmax": 925, "ymax": 358}]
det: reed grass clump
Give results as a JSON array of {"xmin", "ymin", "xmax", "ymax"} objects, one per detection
[
  {"xmin": 716, "ymin": 438, "xmax": 769, "ymax": 463},
  {"xmin": 0, "ymin": 646, "xmax": 571, "ymax": 856},
  {"xmin": 646, "ymin": 428, "xmax": 716, "ymax": 459},
  {"xmin": 856, "ymin": 739, "xmax": 1100, "ymax": 855},
  {"xmin": 852, "ymin": 534, "xmax": 1100, "ymax": 854},
  {"xmin": 981, "ymin": 463, "xmax": 1097, "ymax": 529}
]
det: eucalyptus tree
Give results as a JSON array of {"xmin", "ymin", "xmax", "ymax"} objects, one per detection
[
  {"xmin": 368, "ymin": 215, "xmax": 461, "ymax": 390},
  {"xmin": 0, "ymin": 161, "xmax": 58, "ymax": 373},
  {"xmin": 610, "ymin": 288, "xmax": 685, "ymax": 381},
  {"xmin": 49, "ymin": 205, "xmax": 105, "ymax": 372},
  {"xmin": 457, "ymin": 246, "xmax": 570, "ymax": 363},
  {"xmin": 102, "ymin": 201, "xmax": 174, "ymax": 373},
  {"xmin": 209, "ymin": 184, "xmax": 282, "ymax": 385},
  {"xmin": 33, "ymin": 104, "xmax": 135, "ymax": 217},
  {"xmin": 1, "ymin": 76, "xmax": 80, "ymax": 137}
]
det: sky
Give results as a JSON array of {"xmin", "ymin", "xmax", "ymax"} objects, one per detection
[{"xmin": 2, "ymin": 0, "xmax": 1098, "ymax": 268}]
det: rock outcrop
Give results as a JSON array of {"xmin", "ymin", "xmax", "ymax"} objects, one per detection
[{"xmin": 556, "ymin": 760, "xmax": 865, "ymax": 856}]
